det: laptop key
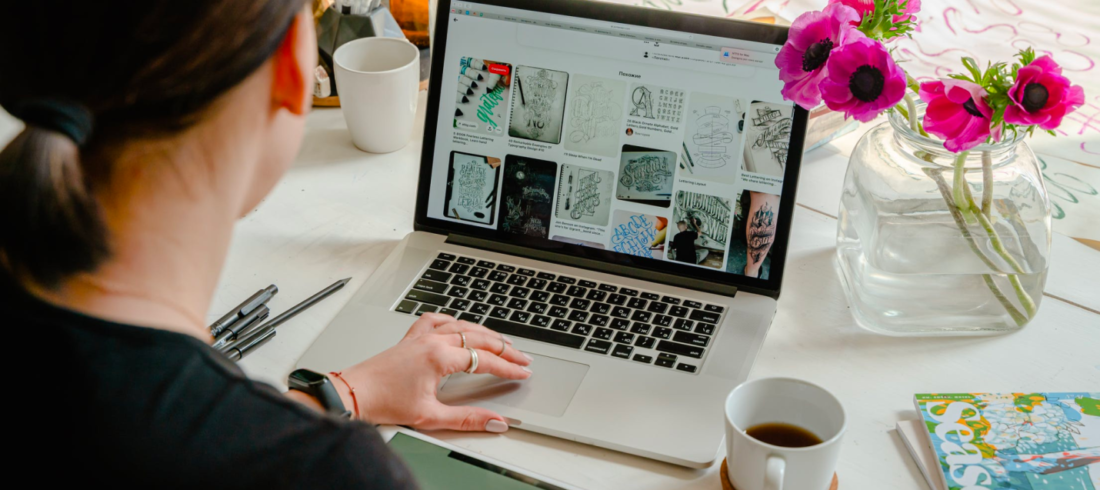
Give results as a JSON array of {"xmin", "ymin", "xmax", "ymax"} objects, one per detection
[
  {"xmin": 668, "ymin": 306, "xmax": 689, "ymax": 318},
  {"xmin": 437, "ymin": 253, "xmax": 457, "ymax": 261},
  {"xmin": 507, "ymin": 274, "xmax": 528, "ymax": 286},
  {"xmin": 536, "ymin": 272, "xmax": 556, "ymax": 281},
  {"xmin": 526, "ymin": 278, "xmax": 547, "ymax": 290},
  {"xmin": 517, "ymin": 268, "xmax": 536, "ymax": 277},
  {"xmin": 488, "ymin": 294, "xmax": 508, "ymax": 306},
  {"xmin": 566, "ymin": 285, "xmax": 587, "ymax": 298},
  {"xmin": 457, "ymin": 257, "xmax": 476, "ymax": 265},
  {"xmin": 674, "ymin": 319, "xmax": 694, "ymax": 331},
  {"xmin": 496, "ymin": 264, "xmax": 516, "ymax": 273},
  {"xmin": 632, "ymin": 354, "xmax": 653, "ymax": 364},
  {"xmin": 704, "ymin": 304, "xmax": 725, "ymax": 313},
  {"xmin": 654, "ymin": 315, "xmax": 672, "ymax": 327},
  {"xmin": 556, "ymin": 276, "xmax": 576, "ymax": 285},
  {"xmin": 405, "ymin": 289, "xmax": 450, "ymax": 307},
  {"xmin": 482, "ymin": 318, "xmax": 586, "ymax": 349},
  {"xmin": 551, "ymin": 319, "xmax": 572, "ymax": 331},
  {"xmin": 607, "ymin": 294, "xmax": 627, "ymax": 306},
  {"xmin": 550, "ymin": 294, "xmax": 570, "ymax": 306},
  {"xmin": 646, "ymin": 302, "xmax": 669, "ymax": 314},
  {"xmin": 530, "ymin": 291, "xmax": 551, "ymax": 303},
  {"xmin": 439, "ymin": 308, "xmax": 460, "ymax": 317},
  {"xmin": 589, "ymin": 314, "xmax": 609, "ymax": 327},
  {"xmin": 684, "ymin": 300, "xmax": 703, "ymax": 309},
  {"xmin": 509, "ymin": 311, "xmax": 532, "ymax": 323},
  {"xmin": 421, "ymin": 269, "xmax": 452, "ymax": 283},
  {"xmin": 569, "ymin": 298, "xmax": 591, "ymax": 310},
  {"xmin": 468, "ymin": 267, "xmax": 488, "ymax": 279},
  {"xmin": 448, "ymin": 263, "xmax": 470, "ymax": 275},
  {"xmin": 476, "ymin": 260, "xmax": 496, "ymax": 269},
  {"xmin": 490, "ymin": 283, "xmax": 510, "ymax": 294},
  {"xmin": 590, "ymin": 302, "xmax": 611, "ymax": 315},
  {"xmin": 585, "ymin": 289, "xmax": 607, "ymax": 302},
  {"xmin": 584, "ymin": 339, "xmax": 612, "ymax": 355},
  {"xmin": 526, "ymin": 303, "xmax": 548, "ymax": 314},
  {"xmin": 614, "ymin": 332, "xmax": 635, "ymax": 344},
  {"xmin": 548, "ymin": 306, "xmax": 569, "ymax": 318},
  {"xmin": 532, "ymin": 315, "xmax": 551, "ymax": 328},
  {"xmin": 469, "ymin": 291, "xmax": 489, "ymax": 303},
  {"xmin": 689, "ymin": 309, "xmax": 720, "ymax": 323},
  {"xmin": 578, "ymin": 280, "xmax": 598, "ymax": 288},
  {"xmin": 459, "ymin": 313, "xmax": 483, "ymax": 323},
  {"xmin": 610, "ymin": 306, "xmax": 631, "ymax": 319},
  {"xmin": 674, "ymin": 331, "xmax": 710, "ymax": 347},
  {"xmin": 509, "ymin": 287, "xmax": 530, "ymax": 299},
  {"xmin": 450, "ymin": 275, "xmax": 471, "ymax": 287},
  {"xmin": 695, "ymin": 323, "xmax": 716, "ymax": 335},
  {"xmin": 630, "ymin": 310, "xmax": 653, "ymax": 323},
  {"xmin": 414, "ymin": 279, "xmax": 449, "ymax": 294},
  {"xmin": 507, "ymin": 298, "xmax": 528, "ymax": 310},
  {"xmin": 676, "ymin": 363, "xmax": 698, "ymax": 373},
  {"xmin": 630, "ymin": 323, "xmax": 651, "ymax": 335},
  {"xmin": 612, "ymin": 344, "xmax": 633, "ymax": 359},
  {"xmin": 450, "ymin": 299, "xmax": 471, "ymax": 311},
  {"xmin": 598, "ymin": 284, "xmax": 618, "ymax": 292},
  {"xmin": 653, "ymin": 327, "xmax": 672, "ymax": 339},
  {"xmin": 471, "ymin": 279, "xmax": 490, "ymax": 291},
  {"xmin": 395, "ymin": 300, "xmax": 417, "ymax": 314},
  {"xmin": 490, "ymin": 307, "xmax": 510, "ymax": 319},
  {"xmin": 641, "ymin": 292, "xmax": 660, "ymax": 301},
  {"xmin": 429, "ymin": 259, "xmax": 450, "ymax": 271},
  {"xmin": 470, "ymin": 303, "xmax": 491, "ymax": 315},
  {"xmin": 610, "ymin": 318, "xmax": 631, "ymax": 330},
  {"xmin": 619, "ymin": 288, "xmax": 638, "ymax": 297},
  {"xmin": 446, "ymin": 286, "xmax": 468, "ymax": 298},
  {"xmin": 568, "ymin": 310, "xmax": 589, "ymax": 322},
  {"xmin": 593, "ymin": 327, "xmax": 613, "ymax": 340},
  {"xmin": 656, "ymin": 340, "xmax": 704, "ymax": 358},
  {"xmin": 627, "ymin": 298, "xmax": 647, "ymax": 309},
  {"xmin": 571, "ymin": 324, "xmax": 592, "ymax": 336},
  {"xmin": 415, "ymin": 304, "xmax": 439, "ymax": 316},
  {"xmin": 635, "ymin": 336, "xmax": 656, "ymax": 349},
  {"xmin": 661, "ymin": 296, "xmax": 681, "ymax": 305},
  {"xmin": 547, "ymin": 282, "xmax": 568, "ymax": 293},
  {"xmin": 656, "ymin": 354, "xmax": 676, "ymax": 368},
  {"xmin": 488, "ymin": 270, "xmax": 509, "ymax": 282}
]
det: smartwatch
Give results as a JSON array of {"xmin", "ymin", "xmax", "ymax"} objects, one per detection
[{"xmin": 288, "ymin": 369, "xmax": 352, "ymax": 419}]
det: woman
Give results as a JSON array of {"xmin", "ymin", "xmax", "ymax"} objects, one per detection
[{"xmin": 0, "ymin": 1, "xmax": 531, "ymax": 486}]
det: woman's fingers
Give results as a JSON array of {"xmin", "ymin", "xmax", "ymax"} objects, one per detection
[
  {"xmin": 403, "ymin": 312, "xmax": 457, "ymax": 339},
  {"xmin": 441, "ymin": 330, "xmax": 531, "ymax": 366},
  {"xmin": 431, "ymin": 320, "xmax": 514, "ymax": 346},
  {"xmin": 416, "ymin": 402, "xmax": 510, "ymax": 433},
  {"xmin": 446, "ymin": 347, "xmax": 532, "ymax": 380}
]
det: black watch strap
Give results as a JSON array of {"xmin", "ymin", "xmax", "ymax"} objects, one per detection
[{"xmin": 288, "ymin": 369, "xmax": 352, "ymax": 418}]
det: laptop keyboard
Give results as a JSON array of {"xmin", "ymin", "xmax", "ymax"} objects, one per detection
[{"xmin": 392, "ymin": 252, "xmax": 727, "ymax": 375}]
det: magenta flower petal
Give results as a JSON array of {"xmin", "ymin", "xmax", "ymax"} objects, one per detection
[
  {"xmin": 819, "ymin": 36, "xmax": 907, "ymax": 122},
  {"xmin": 826, "ymin": 0, "xmax": 874, "ymax": 22},
  {"xmin": 775, "ymin": 3, "xmax": 862, "ymax": 109},
  {"xmin": 1004, "ymin": 55, "xmax": 1085, "ymax": 130},
  {"xmin": 895, "ymin": 0, "xmax": 922, "ymax": 23},
  {"xmin": 919, "ymin": 79, "xmax": 992, "ymax": 153}
]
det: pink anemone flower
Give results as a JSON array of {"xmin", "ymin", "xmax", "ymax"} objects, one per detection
[
  {"xmin": 819, "ymin": 36, "xmax": 907, "ymax": 122},
  {"xmin": 1003, "ymin": 55, "xmax": 1085, "ymax": 130},
  {"xmin": 919, "ymin": 79, "xmax": 993, "ymax": 153},
  {"xmin": 775, "ymin": 3, "xmax": 862, "ymax": 109}
]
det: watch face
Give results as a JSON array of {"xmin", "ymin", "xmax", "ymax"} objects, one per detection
[{"xmin": 289, "ymin": 369, "xmax": 327, "ymax": 386}]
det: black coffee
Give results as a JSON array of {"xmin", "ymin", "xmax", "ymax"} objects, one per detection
[{"xmin": 745, "ymin": 423, "xmax": 823, "ymax": 448}]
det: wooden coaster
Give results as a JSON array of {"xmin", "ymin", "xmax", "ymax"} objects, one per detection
[{"xmin": 721, "ymin": 459, "xmax": 838, "ymax": 490}]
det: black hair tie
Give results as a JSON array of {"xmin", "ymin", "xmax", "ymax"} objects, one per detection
[{"xmin": 11, "ymin": 98, "xmax": 94, "ymax": 147}]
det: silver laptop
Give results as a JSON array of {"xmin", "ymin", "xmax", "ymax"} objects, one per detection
[{"xmin": 299, "ymin": 0, "xmax": 807, "ymax": 468}]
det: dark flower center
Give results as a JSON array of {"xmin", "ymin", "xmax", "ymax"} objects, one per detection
[
  {"xmin": 1022, "ymin": 82, "xmax": 1049, "ymax": 113},
  {"xmin": 962, "ymin": 97, "xmax": 984, "ymax": 118},
  {"xmin": 801, "ymin": 38, "xmax": 834, "ymax": 72},
  {"xmin": 849, "ymin": 65, "xmax": 885, "ymax": 102}
]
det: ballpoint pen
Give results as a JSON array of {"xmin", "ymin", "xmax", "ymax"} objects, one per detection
[
  {"xmin": 208, "ymin": 284, "xmax": 277, "ymax": 337},
  {"xmin": 223, "ymin": 327, "xmax": 276, "ymax": 362},
  {"xmin": 211, "ymin": 304, "xmax": 269, "ymax": 350}
]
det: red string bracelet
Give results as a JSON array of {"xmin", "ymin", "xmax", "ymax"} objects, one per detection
[{"xmin": 328, "ymin": 371, "xmax": 359, "ymax": 419}]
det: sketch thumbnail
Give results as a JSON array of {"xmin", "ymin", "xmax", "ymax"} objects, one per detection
[
  {"xmin": 670, "ymin": 190, "xmax": 732, "ymax": 269},
  {"xmin": 444, "ymin": 152, "xmax": 500, "ymax": 224},
  {"xmin": 454, "ymin": 57, "xmax": 512, "ymax": 136},
  {"xmin": 680, "ymin": 93, "xmax": 744, "ymax": 184},
  {"xmin": 616, "ymin": 144, "xmax": 676, "ymax": 208},
  {"xmin": 742, "ymin": 100, "xmax": 793, "ymax": 178},
  {"xmin": 628, "ymin": 83, "xmax": 685, "ymax": 124},
  {"xmin": 499, "ymin": 155, "xmax": 558, "ymax": 239},
  {"xmin": 508, "ymin": 66, "xmax": 568, "ymax": 144},
  {"xmin": 609, "ymin": 210, "xmax": 667, "ymax": 260},
  {"xmin": 564, "ymin": 75, "xmax": 625, "ymax": 157},
  {"xmin": 555, "ymin": 164, "xmax": 613, "ymax": 226}
]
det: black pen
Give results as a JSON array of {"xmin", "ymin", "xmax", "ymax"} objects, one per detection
[
  {"xmin": 208, "ymin": 285, "xmax": 278, "ymax": 337},
  {"xmin": 223, "ymin": 328, "xmax": 277, "ymax": 362},
  {"xmin": 211, "ymin": 304, "xmax": 269, "ymax": 350},
  {"xmin": 252, "ymin": 278, "xmax": 352, "ymax": 331}
]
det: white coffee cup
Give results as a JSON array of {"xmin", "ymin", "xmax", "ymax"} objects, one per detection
[
  {"xmin": 725, "ymin": 378, "xmax": 846, "ymax": 490},
  {"xmin": 333, "ymin": 37, "xmax": 420, "ymax": 153}
]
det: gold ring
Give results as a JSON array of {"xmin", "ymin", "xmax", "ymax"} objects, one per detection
[{"xmin": 465, "ymin": 347, "xmax": 479, "ymax": 374}]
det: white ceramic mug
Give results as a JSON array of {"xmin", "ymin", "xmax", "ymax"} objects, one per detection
[
  {"xmin": 725, "ymin": 378, "xmax": 846, "ymax": 490},
  {"xmin": 333, "ymin": 37, "xmax": 420, "ymax": 153}
]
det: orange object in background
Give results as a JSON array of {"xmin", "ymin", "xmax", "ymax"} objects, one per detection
[
  {"xmin": 390, "ymin": 0, "xmax": 430, "ymax": 47},
  {"xmin": 656, "ymin": 217, "xmax": 668, "ymax": 230}
]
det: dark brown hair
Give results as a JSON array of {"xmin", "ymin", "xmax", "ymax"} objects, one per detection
[{"xmin": 0, "ymin": 1, "xmax": 306, "ymax": 288}]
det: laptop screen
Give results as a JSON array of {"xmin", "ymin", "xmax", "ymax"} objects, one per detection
[{"xmin": 418, "ymin": 0, "xmax": 805, "ymax": 295}]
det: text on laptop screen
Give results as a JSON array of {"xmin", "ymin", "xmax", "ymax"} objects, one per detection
[{"xmin": 427, "ymin": 1, "xmax": 794, "ymax": 282}]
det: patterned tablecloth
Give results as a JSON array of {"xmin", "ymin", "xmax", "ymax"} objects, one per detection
[{"xmin": 597, "ymin": 0, "xmax": 1100, "ymax": 244}]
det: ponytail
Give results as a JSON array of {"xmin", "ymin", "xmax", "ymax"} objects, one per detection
[{"xmin": 0, "ymin": 123, "xmax": 109, "ymax": 288}]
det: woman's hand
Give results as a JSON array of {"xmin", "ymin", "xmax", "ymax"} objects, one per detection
[{"xmin": 333, "ymin": 313, "xmax": 532, "ymax": 432}]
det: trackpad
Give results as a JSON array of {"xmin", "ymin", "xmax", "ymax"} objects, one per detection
[{"xmin": 438, "ymin": 354, "xmax": 588, "ymax": 417}]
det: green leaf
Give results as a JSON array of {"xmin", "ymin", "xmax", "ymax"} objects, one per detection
[{"xmin": 961, "ymin": 57, "xmax": 983, "ymax": 81}]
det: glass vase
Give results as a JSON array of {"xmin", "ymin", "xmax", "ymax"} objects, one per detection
[{"xmin": 836, "ymin": 104, "xmax": 1052, "ymax": 336}]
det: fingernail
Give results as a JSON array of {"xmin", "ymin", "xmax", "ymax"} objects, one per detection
[
  {"xmin": 486, "ymin": 419, "xmax": 509, "ymax": 433},
  {"xmin": 521, "ymin": 366, "xmax": 532, "ymax": 374},
  {"xmin": 522, "ymin": 352, "xmax": 533, "ymax": 362}
]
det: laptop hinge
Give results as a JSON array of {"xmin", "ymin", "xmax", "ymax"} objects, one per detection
[{"xmin": 446, "ymin": 234, "xmax": 739, "ymax": 297}]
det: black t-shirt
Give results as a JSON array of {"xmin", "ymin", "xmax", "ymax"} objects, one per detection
[
  {"xmin": 4, "ymin": 279, "xmax": 417, "ymax": 489},
  {"xmin": 670, "ymin": 230, "xmax": 698, "ymax": 263}
]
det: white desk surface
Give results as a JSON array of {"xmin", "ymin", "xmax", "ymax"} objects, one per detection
[{"xmin": 2, "ymin": 92, "xmax": 1097, "ymax": 489}]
